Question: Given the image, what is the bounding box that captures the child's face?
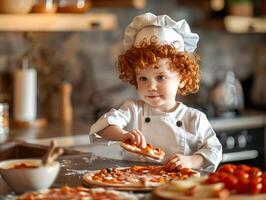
[135,58,181,112]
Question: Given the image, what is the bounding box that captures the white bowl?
[0,159,60,194]
[0,0,34,14]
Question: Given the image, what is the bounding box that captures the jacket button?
[176,120,182,127]
[145,117,151,123]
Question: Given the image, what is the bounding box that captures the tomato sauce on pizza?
[83,165,200,190]
[15,186,137,200]
[120,139,165,160]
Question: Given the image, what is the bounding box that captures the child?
[89,13,222,173]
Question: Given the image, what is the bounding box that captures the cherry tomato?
[259,173,266,193]
[235,164,251,172]
[217,164,236,174]
[250,176,262,184]
[236,178,249,194]
[205,175,221,184]
[261,179,266,193]
[222,174,238,190]
[249,167,262,177]
[234,170,249,179]
[248,181,262,194]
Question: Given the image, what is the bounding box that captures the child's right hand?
[122,129,147,149]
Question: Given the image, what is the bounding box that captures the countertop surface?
[1,110,265,148]
[0,153,150,199]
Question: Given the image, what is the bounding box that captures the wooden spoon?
[42,140,64,166]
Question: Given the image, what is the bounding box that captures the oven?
[211,115,266,170]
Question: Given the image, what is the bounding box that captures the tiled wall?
[0,0,265,122]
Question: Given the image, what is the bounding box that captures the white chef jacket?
[89,100,222,173]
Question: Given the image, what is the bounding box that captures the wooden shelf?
[91,0,147,9]
[224,16,266,33]
[0,13,117,32]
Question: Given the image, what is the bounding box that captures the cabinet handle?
[221,150,259,162]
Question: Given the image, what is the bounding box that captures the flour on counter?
[65,169,90,176]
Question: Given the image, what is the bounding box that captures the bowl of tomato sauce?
[0,159,60,194]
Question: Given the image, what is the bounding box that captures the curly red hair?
[117,38,200,95]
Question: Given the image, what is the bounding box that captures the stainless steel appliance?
[211,114,266,170]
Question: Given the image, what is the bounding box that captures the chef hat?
[123,12,199,53]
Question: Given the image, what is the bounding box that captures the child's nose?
[147,80,157,91]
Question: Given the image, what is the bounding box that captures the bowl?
[0,0,34,14]
[0,159,60,194]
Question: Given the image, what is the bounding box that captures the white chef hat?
[123,13,199,53]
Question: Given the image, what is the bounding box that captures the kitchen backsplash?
[0,0,265,122]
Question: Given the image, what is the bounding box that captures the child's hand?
[164,154,193,171]
[122,129,147,148]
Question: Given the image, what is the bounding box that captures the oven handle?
[221,150,259,163]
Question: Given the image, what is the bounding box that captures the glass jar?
[0,103,9,134]
[57,0,91,13]
[31,0,57,13]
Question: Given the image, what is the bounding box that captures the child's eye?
[157,75,167,81]
[138,76,147,81]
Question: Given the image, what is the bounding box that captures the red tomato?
[236,178,249,194]
[205,176,221,184]
[235,164,251,172]
[249,167,263,177]
[234,170,249,179]
[260,173,266,193]
[261,179,266,193]
[250,176,262,184]
[222,174,238,190]
[262,172,266,179]
[249,181,262,194]
[217,164,236,174]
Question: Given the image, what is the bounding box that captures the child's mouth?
[146,95,162,99]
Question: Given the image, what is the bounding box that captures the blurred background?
[0,0,265,174]
[0,0,265,124]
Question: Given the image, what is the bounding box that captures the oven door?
[217,127,265,170]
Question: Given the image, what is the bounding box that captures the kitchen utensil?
[211,71,244,116]
[57,0,91,13]
[13,58,37,122]
[31,0,57,13]
[42,140,64,166]
[0,0,34,14]
[0,159,60,194]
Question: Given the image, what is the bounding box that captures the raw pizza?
[15,186,137,200]
[83,165,200,190]
[153,164,266,200]
[120,139,165,160]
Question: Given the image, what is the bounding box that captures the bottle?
[0,103,9,134]
[13,57,37,121]
[59,82,73,123]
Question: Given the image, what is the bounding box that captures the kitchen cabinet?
[0,13,117,31]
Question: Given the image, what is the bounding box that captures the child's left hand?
[164,154,193,171]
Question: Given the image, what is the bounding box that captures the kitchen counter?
[2,110,265,142]
[0,152,148,199]
[0,111,266,197]
[209,110,266,132]
[0,110,264,153]
[0,110,265,161]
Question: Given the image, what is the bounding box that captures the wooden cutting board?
[152,189,266,200]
